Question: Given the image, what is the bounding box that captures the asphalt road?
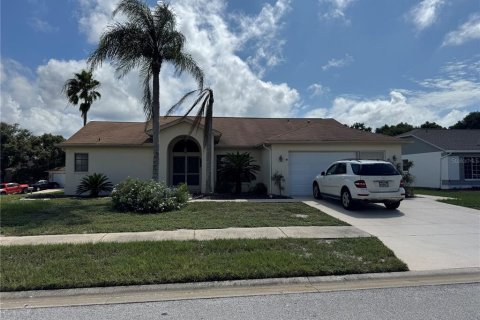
[2,283,479,320]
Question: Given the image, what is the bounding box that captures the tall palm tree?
[168,88,214,193]
[88,0,204,181]
[62,70,101,126]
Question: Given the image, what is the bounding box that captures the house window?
[75,153,88,172]
[464,157,480,180]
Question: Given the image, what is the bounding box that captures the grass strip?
[0,238,407,291]
[0,200,347,236]
[414,188,480,210]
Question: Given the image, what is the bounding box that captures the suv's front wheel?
[341,188,354,210]
[313,183,322,199]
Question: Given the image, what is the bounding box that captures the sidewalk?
[0,226,370,246]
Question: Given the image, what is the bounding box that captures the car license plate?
[379,181,389,188]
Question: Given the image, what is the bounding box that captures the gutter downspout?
[262,144,272,194]
[439,152,451,189]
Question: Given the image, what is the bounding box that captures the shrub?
[76,173,113,197]
[250,182,267,195]
[111,178,189,213]
[218,152,260,194]
[271,171,285,196]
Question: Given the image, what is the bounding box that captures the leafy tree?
[218,152,260,194]
[62,70,101,126]
[168,88,214,193]
[88,0,204,181]
[76,173,113,197]
[449,112,480,129]
[0,123,65,182]
[375,122,414,136]
[420,121,443,129]
[350,122,372,132]
[1,123,34,180]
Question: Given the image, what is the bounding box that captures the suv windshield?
[351,163,400,176]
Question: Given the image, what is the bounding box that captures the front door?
[171,138,201,191]
[172,156,200,187]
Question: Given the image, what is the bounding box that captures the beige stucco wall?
[270,143,402,196]
[64,146,152,195]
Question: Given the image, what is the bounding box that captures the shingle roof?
[398,129,480,151]
[60,117,403,147]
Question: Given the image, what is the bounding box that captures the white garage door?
[288,151,356,196]
[51,173,65,188]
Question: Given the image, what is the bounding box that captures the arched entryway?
[169,137,201,192]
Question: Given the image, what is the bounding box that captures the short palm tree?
[88,0,204,181]
[76,173,113,197]
[218,152,260,194]
[62,70,101,126]
[167,88,214,193]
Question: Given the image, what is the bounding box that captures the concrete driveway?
[301,196,480,271]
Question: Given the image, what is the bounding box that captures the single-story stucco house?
[398,129,480,189]
[59,117,405,196]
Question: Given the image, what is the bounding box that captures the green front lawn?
[414,188,480,210]
[0,238,407,291]
[0,196,347,236]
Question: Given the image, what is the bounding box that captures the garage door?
[288,151,356,196]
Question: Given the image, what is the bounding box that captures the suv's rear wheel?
[341,189,354,210]
[313,183,322,199]
[384,201,401,210]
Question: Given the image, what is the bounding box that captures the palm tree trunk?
[152,66,160,181]
[83,113,87,126]
[205,109,213,194]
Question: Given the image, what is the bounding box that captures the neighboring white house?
[59,117,404,196]
[398,129,480,189]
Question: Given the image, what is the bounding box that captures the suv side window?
[326,164,337,175]
[335,163,347,174]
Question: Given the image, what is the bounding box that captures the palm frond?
[140,62,153,122]
[165,89,198,116]
[87,22,146,73]
[113,0,155,34]
[169,52,204,90]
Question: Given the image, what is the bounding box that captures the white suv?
[312,160,405,210]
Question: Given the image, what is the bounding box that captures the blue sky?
[1,0,479,137]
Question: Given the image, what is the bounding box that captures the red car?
[0,182,30,195]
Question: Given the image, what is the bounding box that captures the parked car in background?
[0,182,30,195]
[31,180,60,191]
[312,160,406,210]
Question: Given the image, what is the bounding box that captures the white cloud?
[77,0,119,44]
[318,0,357,22]
[28,17,59,33]
[306,58,480,128]
[407,0,445,31]
[1,0,300,137]
[235,0,291,76]
[322,54,354,71]
[443,13,480,46]
[307,83,330,97]
[0,58,146,137]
